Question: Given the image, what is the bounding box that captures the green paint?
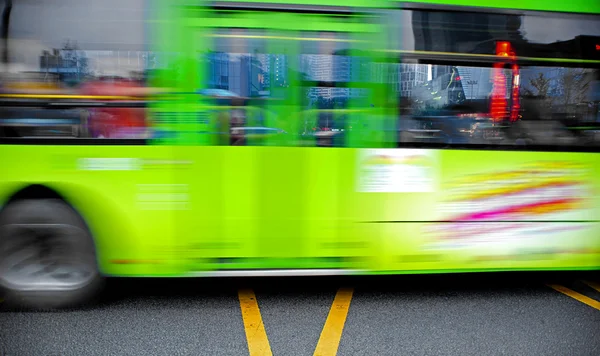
[1,0,599,278]
[2,145,599,276]
[401,0,600,14]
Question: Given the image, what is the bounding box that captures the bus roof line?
[207,1,363,12]
[393,1,600,16]
[381,50,600,65]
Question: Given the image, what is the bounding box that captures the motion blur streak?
[0,0,598,309]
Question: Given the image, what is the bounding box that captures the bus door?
[173,3,385,272]
[253,11,387,270]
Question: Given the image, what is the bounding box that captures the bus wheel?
[0,199,104,309]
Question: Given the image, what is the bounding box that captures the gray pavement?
[0,273,599,356]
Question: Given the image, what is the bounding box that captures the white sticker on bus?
[357,149,438,193]
[78,158,141,171]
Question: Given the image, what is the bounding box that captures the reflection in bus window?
[390,8,600,151]
[79,79,149,139]
[391,9,600,60]
[300,32,374,148]
[0,0,153,141]
[202,29,284,146]
[201,29,373,147]
[397,63,599,149]
[516,67,599,146]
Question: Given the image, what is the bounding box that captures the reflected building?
[231,54,263,97]
[301,48,374,104]
[432,66,452,81]
[255,53,270,91]
[206,52,230,90]
[205,52,271,97]
[411,66,497,111]
[303,54,344,101]
[39,49,155,81]
[271,54,287,88]
[399,63,428,98]
[408,10,526,111]
[455,67,495,100]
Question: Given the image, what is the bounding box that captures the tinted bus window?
[0,0,150,141]
[389,9,600,151]
[390,9,600,60]
[201,28,373,147]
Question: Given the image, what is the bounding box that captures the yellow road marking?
[238,289,273,356]
[582,280,600,293]
[548,284,600,311]
[314,288,354,356]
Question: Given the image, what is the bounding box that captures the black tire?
[0,199,104,310]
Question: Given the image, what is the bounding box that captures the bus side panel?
[354,147,600,272]
[0,145,182,277]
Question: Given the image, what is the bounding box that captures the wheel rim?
[0,224,97,291]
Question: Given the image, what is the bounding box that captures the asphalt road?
[1,272,599,356]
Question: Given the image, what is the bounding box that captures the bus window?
[515,66,599,146]
[0,0,151,141]
[396,63,599,149]
[399,64,511,146]
[390,8,600,59]
[299,32,373,148]
[202,28,288,146]
[201,28,374,147]
[389,8,600,151]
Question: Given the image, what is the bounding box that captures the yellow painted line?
[548,284,600,311]
[314,288,354,356]
[582,280,600,293]
[238,289,272,356]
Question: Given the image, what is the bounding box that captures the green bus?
[0,0,599,308]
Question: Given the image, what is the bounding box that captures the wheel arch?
[0,182,136,275]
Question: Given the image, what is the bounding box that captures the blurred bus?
[0,0,599,308]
